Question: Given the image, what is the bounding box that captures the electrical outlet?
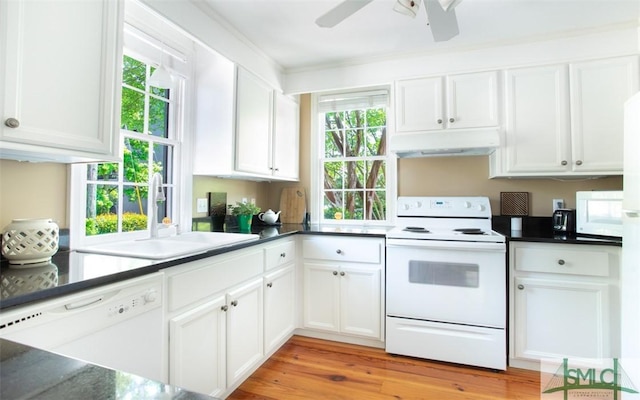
[241,197,248,204]
[196,198,208,213]
[250,198,256,204]
[553,198,564,212]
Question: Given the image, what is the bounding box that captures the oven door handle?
[386,238,506,252]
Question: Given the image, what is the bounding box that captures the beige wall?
[191,176,270,218]
[0,160,69,229]
[398,157,623,216]
[0,92,622,230]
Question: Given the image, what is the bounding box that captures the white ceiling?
[197,0,640,71]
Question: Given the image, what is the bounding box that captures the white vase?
[1,219,59,265]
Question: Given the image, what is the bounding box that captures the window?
[313,89,395,225]
[84,54,178,238]
[70,9,191,247]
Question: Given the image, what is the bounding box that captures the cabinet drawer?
[302,236,382,264]
[264,239,296,271]
[513,244,610,277]
[168,249,264,312]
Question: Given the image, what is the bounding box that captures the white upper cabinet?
[498,64,571,175]
[491,56,638,178]
[395,71,499,133]
[395,76,443,132]
[272,92,300,180]
[446,71,500,129]
[569,56,639,173]
[193,61,299,181]
[0,0,123,162]
[235,67,274,176]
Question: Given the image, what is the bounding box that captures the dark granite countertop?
[492,216,622,247]
[0,223,389,310]
[0,338,217,400]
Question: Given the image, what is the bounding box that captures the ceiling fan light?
[437,0,462,11]
[393,0,421,17]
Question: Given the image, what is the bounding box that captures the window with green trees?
[320,92,388,222]
[84,54,176,236]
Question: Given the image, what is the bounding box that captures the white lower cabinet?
[169,295,227,397]
[264,265,296,354]
[226,278,264,387]
[302,236,385,341]
[166,247,264,397]
[165,238,300,397]
[509,242,620,370]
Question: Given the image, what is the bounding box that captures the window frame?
[69,7,194,248]
[310,89,397,227]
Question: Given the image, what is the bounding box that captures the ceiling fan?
[315,0,463,42]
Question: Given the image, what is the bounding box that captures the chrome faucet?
[150,172,165,238]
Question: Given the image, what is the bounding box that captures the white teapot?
[258,209,281,224]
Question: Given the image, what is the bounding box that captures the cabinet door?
[235,68,273,175]
[303,263,340,332]
[570,56,639,173]
[272,93,300,180]
[0,0,121,162]
[226,278,264,387]
[503,65,571,173]
[264,265,296,353]
[169,295,226,397]
[395,77,444,132]
[339,265,381,339]
[446,71,499,129]
[514,277,610,361]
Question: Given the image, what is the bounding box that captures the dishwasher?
[0,273,165,382]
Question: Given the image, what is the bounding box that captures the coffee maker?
[552,209,576,234]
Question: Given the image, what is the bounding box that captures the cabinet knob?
[561,160,568,166]
[340,271,345,276]
[4,118,19,128]
[575,160,583,166]
[231,300,238,307]
[333,271,338,276]
[517,284,525,290]
[267,282,273,288]
[280,252,286,258]
[558,259,565,265]
[449,117,455,123]
[437,119,443,124]
[221,305,229,312]
[274,168,280,172]
[336,249,342,254]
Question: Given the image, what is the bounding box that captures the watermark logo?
[541,358,639,400]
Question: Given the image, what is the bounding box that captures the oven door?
[386,238,506,328]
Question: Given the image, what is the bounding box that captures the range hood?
[390,128,501,158]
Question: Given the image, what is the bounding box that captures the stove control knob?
[414,201,422,208]
[476,204,485,211]
[463,201,471,208]
[403,203,410,210]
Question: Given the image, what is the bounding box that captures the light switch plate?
[196,198,208,213]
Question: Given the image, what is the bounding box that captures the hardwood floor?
[228,335,541,399]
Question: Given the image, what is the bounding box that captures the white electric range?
[385,196,507,370]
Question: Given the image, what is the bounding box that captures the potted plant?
[228,201,261,232]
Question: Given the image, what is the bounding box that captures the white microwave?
[576,191,623,237]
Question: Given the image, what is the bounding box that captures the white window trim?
[69,2,195,249]
[309,89,397,227]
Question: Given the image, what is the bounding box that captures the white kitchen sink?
[77,232,259,260]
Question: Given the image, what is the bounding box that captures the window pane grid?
[321,105,387,222]
[85,52,177,236]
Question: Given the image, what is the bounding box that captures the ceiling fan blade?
[425,0,459,42]
[315,0,374,28]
